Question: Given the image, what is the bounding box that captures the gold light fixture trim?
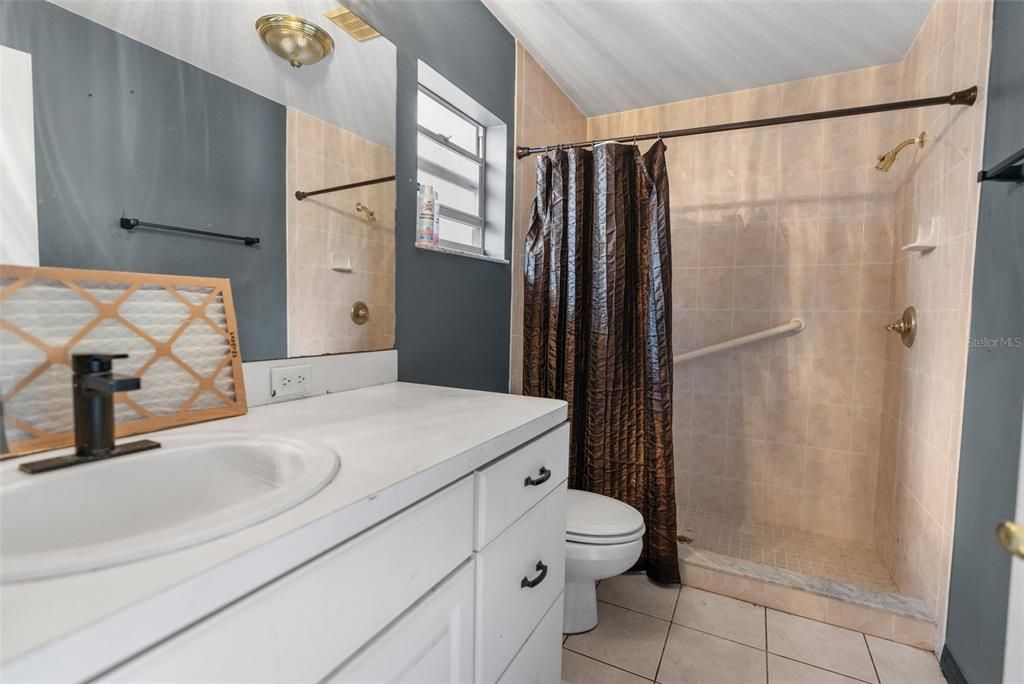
[256,14,334,68]
[875,131,926,172]
[325,6,381,41]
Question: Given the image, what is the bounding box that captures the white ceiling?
[483,0,934,116]
[49,0,396,149]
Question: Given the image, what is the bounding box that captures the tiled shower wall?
[509,44,588,394]
[875,0,992,644]
[574,68,908,542]
[286,109,396,356]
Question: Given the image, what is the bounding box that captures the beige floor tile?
[562,650,653,684]
[865,636,945,684]
[657,624,767,684]
[767,609,878,682]
[768,654,867,683]
[598,574,681,620]
[673,586,767,649]
[564,602,670,679]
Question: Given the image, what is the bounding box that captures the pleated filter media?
[0,265,247,457]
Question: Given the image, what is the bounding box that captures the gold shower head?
[875,131,926,172]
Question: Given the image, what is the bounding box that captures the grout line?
[595,598,673,624]
[561,646,655,682]
[764,604,770,684]
[672,623,765,654]
[653,585,682,683]
[771,653,877,684]
[864,632,883,684]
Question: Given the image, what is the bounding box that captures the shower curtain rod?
[515,86,978,159]
[295,175,395,201]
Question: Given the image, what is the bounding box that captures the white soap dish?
[902,216,941,253]
[330,254,353,272]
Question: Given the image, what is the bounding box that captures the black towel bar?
[120,218,260,246]
[978,144,1024,183]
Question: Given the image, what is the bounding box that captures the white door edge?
[1003,403,1024,684]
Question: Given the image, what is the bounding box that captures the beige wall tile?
[816,265,861,311]
[807,403,853,451]
[763,584,829,621]
[824,599,895,639]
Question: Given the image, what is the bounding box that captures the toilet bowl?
[563,489,645,634]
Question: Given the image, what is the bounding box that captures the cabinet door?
[497,593,563,684]
[327,560,475,684]
[102,478,474,683]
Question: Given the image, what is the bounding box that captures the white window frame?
[417,84,487,255]
[417,59,508,263]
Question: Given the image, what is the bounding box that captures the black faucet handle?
[81,372,141,394]
[72,353,129,374]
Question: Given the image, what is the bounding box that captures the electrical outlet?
[270,364,312,399]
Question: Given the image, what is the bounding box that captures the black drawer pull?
[523,466,551,487]
[521,561,548,589]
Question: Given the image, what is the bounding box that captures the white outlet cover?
[270,364,312,399]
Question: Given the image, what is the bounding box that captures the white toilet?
[563,489,646,634]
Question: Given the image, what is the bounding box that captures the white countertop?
[0,382,567,681]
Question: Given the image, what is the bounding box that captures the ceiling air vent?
[324,6,381,41]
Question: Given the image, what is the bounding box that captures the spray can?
[416,184,436,246]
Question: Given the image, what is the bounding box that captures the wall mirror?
[0,0,397,362]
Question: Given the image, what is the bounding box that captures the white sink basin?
[0,433,340,583]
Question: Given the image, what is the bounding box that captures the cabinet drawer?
[475,423,569,549]
[104,477,474,683]
[476,485,566,684]
[497,593,564,684]
[327,559,476,683]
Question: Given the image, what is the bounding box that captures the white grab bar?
[673,318,806,364]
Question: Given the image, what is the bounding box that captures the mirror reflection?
[0,0,397,361]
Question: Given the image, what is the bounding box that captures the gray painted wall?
[0,1,287,361]
[945,1,1024,681]
[346,0,515,393]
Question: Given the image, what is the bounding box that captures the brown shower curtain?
[523,140,679,583]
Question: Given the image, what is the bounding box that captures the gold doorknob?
[996,521,1024,559]
[886,306,917,348]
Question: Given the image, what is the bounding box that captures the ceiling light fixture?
[255,14,334,68]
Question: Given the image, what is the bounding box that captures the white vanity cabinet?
[99,423,570,684]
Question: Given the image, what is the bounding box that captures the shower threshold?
[677,508,934,631]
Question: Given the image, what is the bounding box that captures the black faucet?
[19,353,161,474]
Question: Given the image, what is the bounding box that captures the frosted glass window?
[417,89,479,155]
[417,85,485,251]
[417,133,479,216]
[438,216,479,248]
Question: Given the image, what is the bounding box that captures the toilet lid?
[566,489,645,544]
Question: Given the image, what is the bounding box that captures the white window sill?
[414,242,509,265]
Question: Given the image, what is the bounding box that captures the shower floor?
[678,507,897,593]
